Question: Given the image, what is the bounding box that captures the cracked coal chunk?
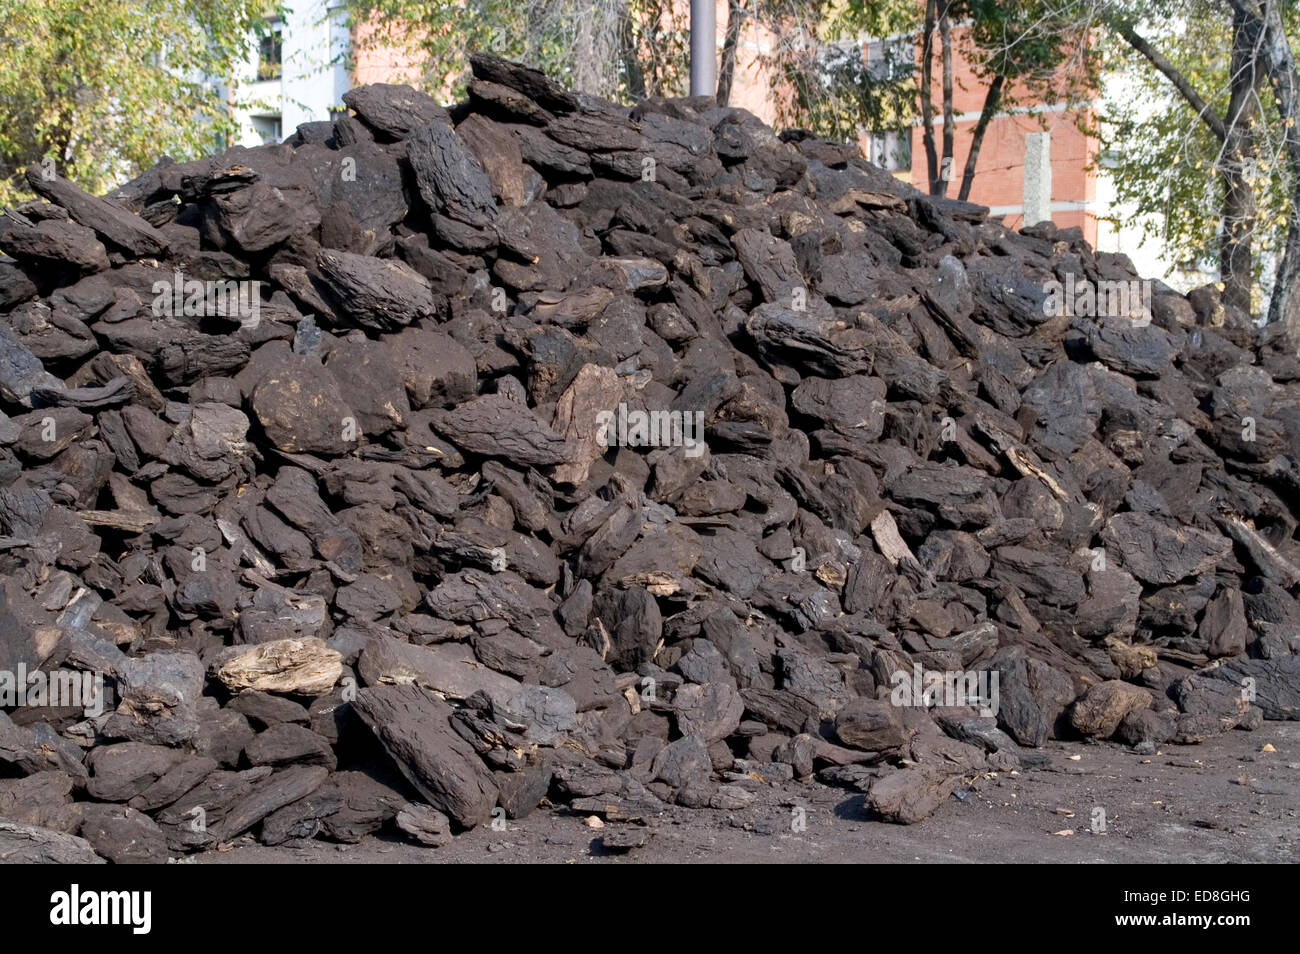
[351,684,498,828]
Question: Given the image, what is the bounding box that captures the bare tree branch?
[1116,21,1227,142]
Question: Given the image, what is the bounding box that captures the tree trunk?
[717,0,743,106]
[1219,8,1260,314]
[572,13,597,94]
[920,0,939,194]
[1252,0,1300,331]
[1223,0,1300,331]
[1117,20,1264,314]
[958,72,1004,201]
[620,3,646,100]
[1275,218,1300,337]
[937,1,955,196]
[642,19,663,97]
[1220,170,1258,314]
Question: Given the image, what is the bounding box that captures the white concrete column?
[1023,131,1052,226]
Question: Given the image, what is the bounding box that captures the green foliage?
[1094,0,1297,288]
[0,0,274,205]
[962,0,1096,105]
[759,0,918,143]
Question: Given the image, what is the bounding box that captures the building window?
[864,129,911,171]
[257,26,282,82]
[864,38,912,83]
[251,115,282,143]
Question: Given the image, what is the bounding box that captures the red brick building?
[907,27,1101,246]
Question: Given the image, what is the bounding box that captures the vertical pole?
[690,0,716,97]
[1023,131,1052,227]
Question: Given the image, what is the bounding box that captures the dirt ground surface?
[190,721,1300,864]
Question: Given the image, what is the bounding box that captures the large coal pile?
[2,55,1299,862]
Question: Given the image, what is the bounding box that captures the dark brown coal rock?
[26,169,170,258]
[406,121,499,228]
[351,684,498,828]
[0,820,104,863]
[77,803,169,864]
[342,84,451,139]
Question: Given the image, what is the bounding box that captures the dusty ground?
[192,721,1300,864]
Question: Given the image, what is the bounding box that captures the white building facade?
[231,1,351,146]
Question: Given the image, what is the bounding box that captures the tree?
[717,0,746,106]
[920,0,1096,199]
[0,0,274,205]
[1104,0,1266,312]
[918,0,950,194]
[753,0,918,145]
[1223,0,1300,330]
[1089,0,1297,322]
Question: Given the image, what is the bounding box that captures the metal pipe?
[690,0,716,98]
